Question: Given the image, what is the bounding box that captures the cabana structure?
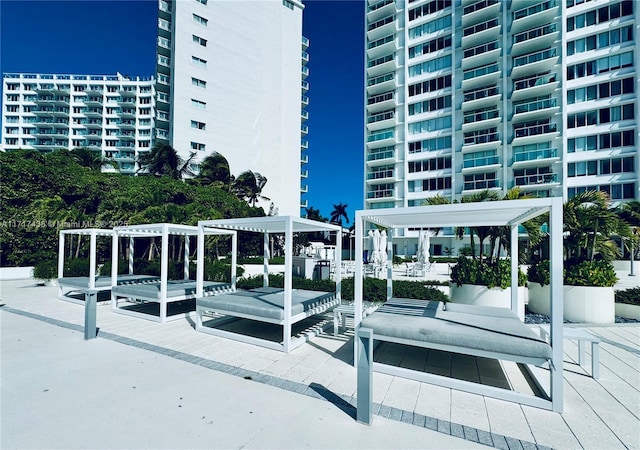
[354,198,564,424]
[195,216,342,352]
[110,223,236,323]
[57,228,159,304]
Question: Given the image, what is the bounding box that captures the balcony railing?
[513,23,557,44]
[368,15,393,32]
[368,0,394,12]
[367,110,394,124]
[514,122,556,138]
[463,108,499,124]
[368,53,394,68]
[463,0,498,15]
[463,63,499,80]
[367,189,394,199]
[367,147,395,161]
[462,18,498,37]
[513,97,557,114]
[513,147,558,162]
[463,40,499,59]
[367,72,394,87]
[515,173,557,185]
[367,169,394,180]
[367,129,395,142]
[513,72,557,91]
[464,86,499,102]
[463,155,499,168]
[464,179,499,190]
[513,48,557,68]
[513,0,556,20]
[368,34,394,50]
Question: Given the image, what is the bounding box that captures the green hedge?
[450,257,526,289]
[615,287,640,306]
[237,274,449,303]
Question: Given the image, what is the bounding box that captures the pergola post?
[111,229,120,309]
[386,230,393,301]
[549,197,564,413]
[196,225,205,297]
[89,230,97,290]
[160,224,169,322]
[335,227,342,301]
[354,212,364,364]
[231,231,237,290]
[263,232,270,288]
[128,236,134,275]
[184,234,190,280]
[283,217,293,352]
[510,224,520,319]
[58,231,65,281]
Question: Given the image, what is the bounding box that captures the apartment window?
[514,167,554,186]
[463,18,498,37]
[569,156,634,177]
[408,15,452,39]
[191,99,206,109]
[138,140,150,148]
[409,136,452,154]
[408,55,452,77]
[567,1,633,31]
[568,103,634,128]
[463,85,499,102]
[408,95,452,115]
[408,0,452,21]
[408,35,452,59]
[139,108,151,115]
[158,55,170,66]
[408,115,452,135]
[6,83,19,91]
[408,156,451,173]
[463,150,499,168]
[6,105,18,112]
[568,77,634,103]
[191,120,206,130]
[5,138,18,145]
[568,26,633,55]
[140,97,151,104]
[191,77,206,88]
[6,94,19,102]
[140,118,151,126]
[464,172,497,190]
[192,13,208,26]
[5,116,19,123]
[192,35,207,46]
[408,75,451,97]
[367,165,394,180]
[464,127,499,145]
[191,141,206,151]
[409,177,452,192]
[158,92,169,102]
[192,56,207,68]
[158,74,170,85]
[158,18,171,31]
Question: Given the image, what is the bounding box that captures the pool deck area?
[1,279,639,449]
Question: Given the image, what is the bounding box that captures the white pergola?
[354,197,564,411]
[58,228,114,288]
[197,216,343,352]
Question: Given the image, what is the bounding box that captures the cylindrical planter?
[615,303,640,320]
[450,284,525,319]
[527,283,615,324]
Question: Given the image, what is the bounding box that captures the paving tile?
[450,390,489,431]
[476,429,493,447]
[504,436,523,450]
[491,433,509,450]
[437,419,450,434]
[382,375,420,411]
[484,397,534,443]
[450,422,464,439]
[424,416,438,431]
[414,382,451,421]
[412,413,426,428]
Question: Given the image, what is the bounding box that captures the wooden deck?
[2,279,638,449]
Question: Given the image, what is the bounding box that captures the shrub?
[450,257,526,289]
[64,258,91,277]
[527,260,550,286]
[33,259,57,280]
[564,259,618,287]
[615,287,640,305]
[236,275,449,303]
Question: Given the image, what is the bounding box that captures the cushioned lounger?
[197,289,335,322]
[112,280,228,300]
[360,298,551,361]
[58,275,159,289]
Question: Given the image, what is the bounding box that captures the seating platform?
[539,324,600,379]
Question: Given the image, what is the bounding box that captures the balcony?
[301,124,308,135]
[119,87,137,97]
[512,97,559,122]
[301,170,308,178]
[301,66,309,79]
[300,154,308,164]
[367,167,394,182]
[300,199,308,209]
[367,91,396,113]
[463,178,500,192]
[512,72,559,101]
[367,146,395,165]
[514,172,558,187]
[367,15,397,41]
[367,0,396,22]
[512,121,558,145]
[511,0,558,35]
[462,107,501,132]
[511,48,558,79]
[300,185,308,194]
[301,80,309,92]
[85,120,103,129]
[120,109,136,118]
[462,129,500,151]
[84,97,103,107]
[366,109,396,131]
[84,108,102,118]
[366,72,396,95]
[461,154,500,172]
[461,86,500,112]
[513,147,559,167]
[157,37,171,56]
[366,188,394,200]
[301,110,309,121]
[301,95,309,106]
[367,34,397,59]
[302,36,309,50]
[511,23,559,58]
[301,139,308,149]
[118,120,136,130]
[461,40,501,70]
[462,63,500,91]
[461,0,500,28]
[461,18,500,49]
[367,53,397,77]
[367,128,396,148]
[301,51,309,63]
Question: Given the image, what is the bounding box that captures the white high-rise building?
[364,0,640,255]
[156,0,309,216]
[2,73,155,174]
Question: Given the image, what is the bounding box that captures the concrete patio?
[1,279,638,449]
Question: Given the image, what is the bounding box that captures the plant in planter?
[33,259,58,285]
[527,191,632,323]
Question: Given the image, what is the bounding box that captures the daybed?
[353,198,565,424]
[195,216,343,352]
[57,228,159,304]
[110,223,236,323]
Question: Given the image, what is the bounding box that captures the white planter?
[615,302,640,320]
[450,284,525,319]
[0,266,34,280]
[527,283,615,324]
[35,278,58,287]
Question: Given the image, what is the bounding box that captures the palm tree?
[136,143,196,179]
[197,152,233,190]
[70,147,116,171]
[304,206,324,222]
[329,203,349,227]
[231,170,269,206]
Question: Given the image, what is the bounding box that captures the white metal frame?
[110,223,235,323]
[195,216,343,352]
[354,197,564,418]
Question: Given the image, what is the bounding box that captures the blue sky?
[0,0,365,223]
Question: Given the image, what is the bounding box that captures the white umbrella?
[379,230,388,264]
[371,229,381,264]
[366,230,374,263]
[417,230,431,265]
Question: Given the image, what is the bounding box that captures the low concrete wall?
[0,267,34,280]
[613,260,640,272]
[615,303,640,320]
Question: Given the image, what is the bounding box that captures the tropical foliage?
[0,149,262,268]
[137,143,196,179]
[329,203,349,227]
